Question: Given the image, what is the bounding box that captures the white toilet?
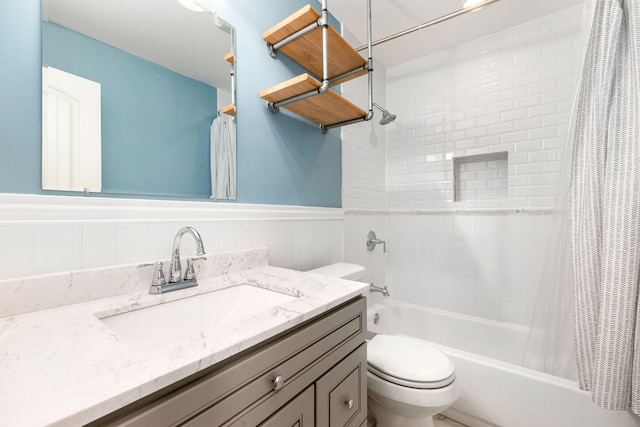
[307,263,460,427]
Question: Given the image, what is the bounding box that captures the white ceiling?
[329,0,585,68]
[42,0,584,88]
[42,0,232,90]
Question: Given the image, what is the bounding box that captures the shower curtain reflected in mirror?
[210,90,236,200]
[210,112,236,200]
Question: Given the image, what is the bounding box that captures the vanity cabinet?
[91,296,367,427]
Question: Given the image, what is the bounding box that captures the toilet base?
[368,393,435,427]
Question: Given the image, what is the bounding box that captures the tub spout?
[370,283,390,297]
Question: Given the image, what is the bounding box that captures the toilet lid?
[367,334,455,389]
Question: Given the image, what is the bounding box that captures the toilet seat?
[367,334,455,389]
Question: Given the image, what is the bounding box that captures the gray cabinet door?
[316,343,367,427]
[259,386,315,427]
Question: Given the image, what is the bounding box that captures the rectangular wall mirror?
[41,0,237,199]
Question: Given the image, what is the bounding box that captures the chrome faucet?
[169,226,206,283]
[139,226,207,295]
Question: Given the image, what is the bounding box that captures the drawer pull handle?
[345,398,354,410]
[272,375,285,391]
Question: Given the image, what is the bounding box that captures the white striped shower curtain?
[569,0,640,414]
[210,113,236,200]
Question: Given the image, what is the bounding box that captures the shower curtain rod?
[355,0,501,52]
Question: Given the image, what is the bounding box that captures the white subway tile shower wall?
[386,212,552,325]
[358,7,582,324]
[341,26,387,211]
[385,6,584,210]
[0,195,343,281]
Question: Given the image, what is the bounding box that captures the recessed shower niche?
[453,151,508,202]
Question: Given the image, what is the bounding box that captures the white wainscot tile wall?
[0,195,343,281]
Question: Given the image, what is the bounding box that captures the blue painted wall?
[43,22,217,198]
[0,1,41,195]
[209,0,342,206]
[0,0,342,207]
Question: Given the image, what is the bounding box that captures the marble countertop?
[0,263,367,426]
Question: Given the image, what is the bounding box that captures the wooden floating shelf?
[260,74,367,127]
[263,5,367,86]
[219,104,236,116]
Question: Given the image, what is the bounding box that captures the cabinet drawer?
[316,343,367,427]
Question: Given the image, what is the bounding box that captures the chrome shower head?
[373,103,397,125]
[380,111,397,125]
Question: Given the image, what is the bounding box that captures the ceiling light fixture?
[463,0,486,10]
[177,0,205,12]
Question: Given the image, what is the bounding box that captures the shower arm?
[373,103,390,115]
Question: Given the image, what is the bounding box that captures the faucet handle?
[366,231,386,253]
[376,239,387,253]
[184,256,207,281]
[138,262,166,288]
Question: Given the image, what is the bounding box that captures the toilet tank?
[306,263,366,281]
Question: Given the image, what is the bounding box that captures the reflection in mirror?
[41,0,237,199]
[42,66,102,193]
[210,12,237,200]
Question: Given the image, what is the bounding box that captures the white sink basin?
[100,284,296,352]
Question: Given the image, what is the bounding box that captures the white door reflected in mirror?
[42,66,102,193]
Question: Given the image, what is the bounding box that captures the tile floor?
[368,414,467,427]
[434,414,468,427]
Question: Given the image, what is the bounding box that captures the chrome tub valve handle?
[366,230,386,253]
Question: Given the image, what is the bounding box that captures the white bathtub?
[367,299,640,427]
